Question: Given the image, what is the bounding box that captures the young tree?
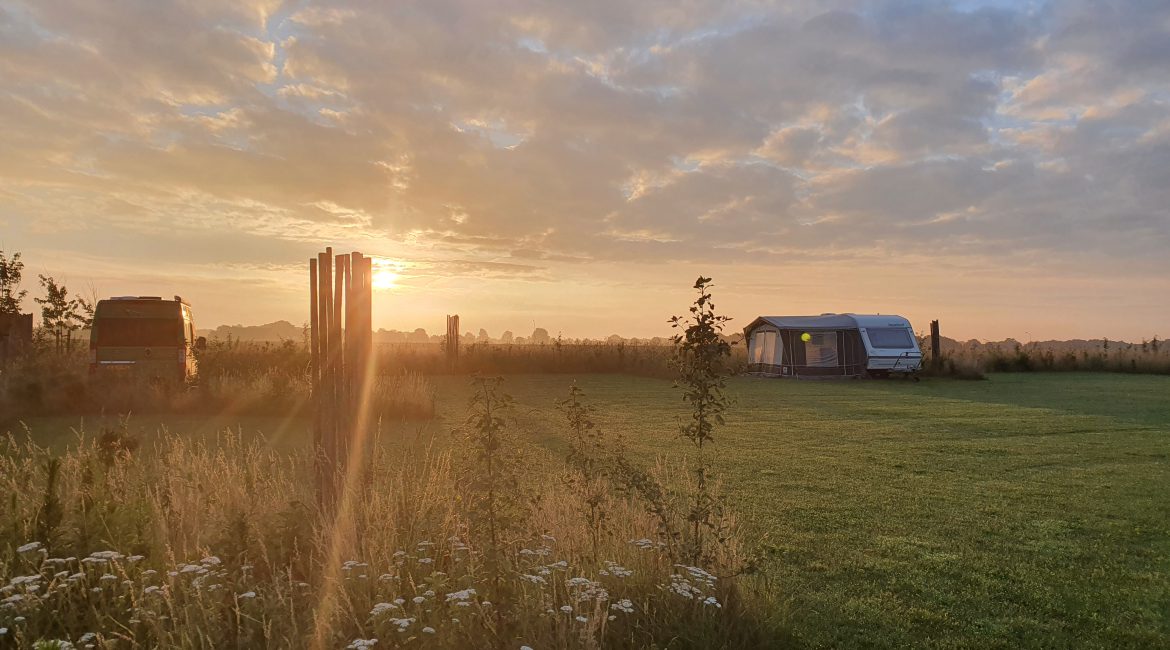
[0,250,27,315]
[34,275,89,351]
[669,276,734,564]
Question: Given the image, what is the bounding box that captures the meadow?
[4,369,1168,648]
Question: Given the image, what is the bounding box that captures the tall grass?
[923,339,1170,376]
[0,341,435,422]
[0,395,788,648]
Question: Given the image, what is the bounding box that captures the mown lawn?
[430,373,1170,649]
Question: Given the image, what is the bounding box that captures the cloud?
[0,0,1167,338]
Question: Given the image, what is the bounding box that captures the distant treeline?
[926,336,1169,375]
[199,320,681,347]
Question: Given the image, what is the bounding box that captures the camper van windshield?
[95,318,182,347]
[867,327,915,349]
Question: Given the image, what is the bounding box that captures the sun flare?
[371,259,401,290]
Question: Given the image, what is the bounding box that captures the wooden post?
[310,248,376,509]
[310,258,320,468]
[930,319,941,369]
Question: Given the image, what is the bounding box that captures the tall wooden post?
[930,319,941,369]
[309,248,375,509]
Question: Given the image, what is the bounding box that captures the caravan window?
[866,328,915,349]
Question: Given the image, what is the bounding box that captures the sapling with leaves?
[558,384,618,560]
[459,375,533,642]
[669,276,735,566]
[0,250,28,315]
[34,275,91,351]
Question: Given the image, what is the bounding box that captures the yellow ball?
[801,332,812,342]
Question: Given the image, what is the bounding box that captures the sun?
[371,259,401,290]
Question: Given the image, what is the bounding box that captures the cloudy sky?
[2,0,1168,341]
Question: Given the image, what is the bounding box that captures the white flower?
[702,595,721,608]
[445,588,476,603]
[602,561,633,578]
[412,596,425,604]
[87,550,124,562]
[520,646,533,650]
[200,556,221,566]
[9,575,40,587]
[238,591,256,599]
[521,574,546,585]
[346,639,378,649]
[421,627,435,634]
[610,599,634,614]
[370,602,399,617]
[575,615,588,623]
[559,605,573,614]
[99,574,117,582]
[78,633,97,643]
[416,557,433,565]
[16,542,41,554]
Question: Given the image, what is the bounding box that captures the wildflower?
[393,598,406,606]
[482,601,492,608]
[346,640,378,649]
[575,615,588,623]
[371,602,398,617]
[412,596,426,604]
[378,574,395,582]
[611,599,634,614]
[541,534,556,543]
[201,556,221,566]
[238,591,257,599]
[127,555,145,563]
[560,605,573,614]
[78,633,97,644]
[9,575,40,587]
[2,595,23,604]
[602,561,633,578]
[521,574,546,585]
[424,589,435,597]
[16,542,41,554]
[145,586,162,595]
[417,557,434,565]
[445,588,476,603]
[13,616,25,623]
[87,550,124,562]
[421,627,436,634]
[521,646,534,650]
[100,574,117,582]
[702,596,722,608]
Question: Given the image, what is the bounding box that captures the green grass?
[8,373,1169,648]
[429,373,1170,649]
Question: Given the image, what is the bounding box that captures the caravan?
[743,313,922,378]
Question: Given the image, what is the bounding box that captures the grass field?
[9,372,1169,648]
[424,373,1170,648]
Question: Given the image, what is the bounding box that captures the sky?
[1,0,1168,342]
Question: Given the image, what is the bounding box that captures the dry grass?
[0,414,788,649]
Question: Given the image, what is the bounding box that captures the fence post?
[930,320,941,369]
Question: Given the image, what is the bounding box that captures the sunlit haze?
[2,1,1168,341]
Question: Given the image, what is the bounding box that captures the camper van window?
[95,318,183,347]
[866,327,915,348]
